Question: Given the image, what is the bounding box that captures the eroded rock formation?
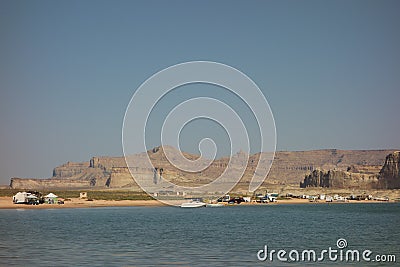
[9,147,395,190]
[300,151,400,189]
[300,169,378,189]
[378,151,400,189]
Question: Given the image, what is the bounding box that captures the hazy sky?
[0,0,399,183]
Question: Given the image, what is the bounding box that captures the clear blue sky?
[0,0,399,183]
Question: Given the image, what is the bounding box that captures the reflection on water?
[0,204,399,266]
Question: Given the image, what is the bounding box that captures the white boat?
[206,203,224,207]
[180,200,206,208]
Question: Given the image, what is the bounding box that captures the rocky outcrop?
[10,178,91,189]
[9,147,396,190]
[52,162,90,178]
[300,169,378,189]
[267,149,391,184]
[300,151,400,189]
[108,167,137,188]
[378,151,400,189]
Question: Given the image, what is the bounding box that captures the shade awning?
[45,193,58,198]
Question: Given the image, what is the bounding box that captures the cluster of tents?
[13,192,63,205]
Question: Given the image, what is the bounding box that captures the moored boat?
[180,200,206,208]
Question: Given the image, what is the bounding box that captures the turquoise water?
[0,203,399,266]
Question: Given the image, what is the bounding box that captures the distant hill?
[9,147,396,192]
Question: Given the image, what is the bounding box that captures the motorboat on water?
[180,200,206,208]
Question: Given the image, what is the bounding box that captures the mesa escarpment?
[300,169,379,189]
[378,151,400,189]
[9,147,396,190]
[10,178,91,189]
[300,151,400,189]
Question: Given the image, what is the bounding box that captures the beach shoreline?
[0,196,395,209]
[0,197,166,209]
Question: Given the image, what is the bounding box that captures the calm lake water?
[0,203,399,266]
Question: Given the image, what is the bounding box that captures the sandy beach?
[0,196,395,209]
[0,197,166,209]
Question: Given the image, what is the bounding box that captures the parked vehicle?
[27,198,39,205]
[228,197,245,204]
[256,197,269,203]
[217,195,231,202]
[13,192,36,204]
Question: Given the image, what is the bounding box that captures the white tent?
[44,193,58,204]
[45,193,58,198]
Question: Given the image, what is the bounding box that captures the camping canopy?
[45,193,58,198]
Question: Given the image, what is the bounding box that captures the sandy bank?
[0,197,166,209]
[0,197,396,209]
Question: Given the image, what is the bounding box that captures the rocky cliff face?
[378,151,400,189]
[300,151,400,189]
[9,147,395,190]
[52,162,90,178]
[300,169,378,189]
[10,177,91,189]
[108,167,138,188]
